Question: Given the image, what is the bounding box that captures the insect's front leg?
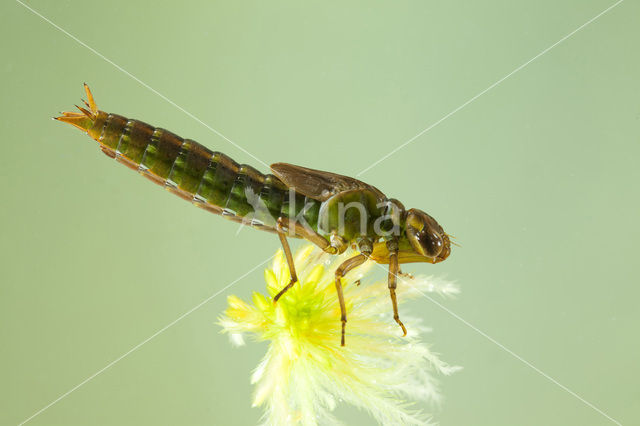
[387,239,408,336]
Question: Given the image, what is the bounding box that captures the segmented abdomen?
[93,113,316,233]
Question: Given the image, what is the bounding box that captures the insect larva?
[57,84,452,346]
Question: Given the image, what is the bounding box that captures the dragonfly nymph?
[56,84,452,346]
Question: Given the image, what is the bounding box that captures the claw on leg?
[273,279,296,303]
[390,288,408,336]
[397,320,408,336]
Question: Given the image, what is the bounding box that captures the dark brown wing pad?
[270,162,386,202]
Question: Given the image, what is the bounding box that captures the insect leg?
[273,218,299,303]
[387,239,407,336]
[276,217,337,253]
[334,239,372,346]
[335,254,367,346]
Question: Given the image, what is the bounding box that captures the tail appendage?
[54,83,99,133]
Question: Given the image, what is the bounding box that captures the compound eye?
[420,231,443,257]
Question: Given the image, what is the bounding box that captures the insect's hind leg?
[387,239,407,336]
[272,216,334,303]
[273,219,299,303]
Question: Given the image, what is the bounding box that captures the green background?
[1,1,638,425]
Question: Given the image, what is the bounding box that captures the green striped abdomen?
[88,111,321,233]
